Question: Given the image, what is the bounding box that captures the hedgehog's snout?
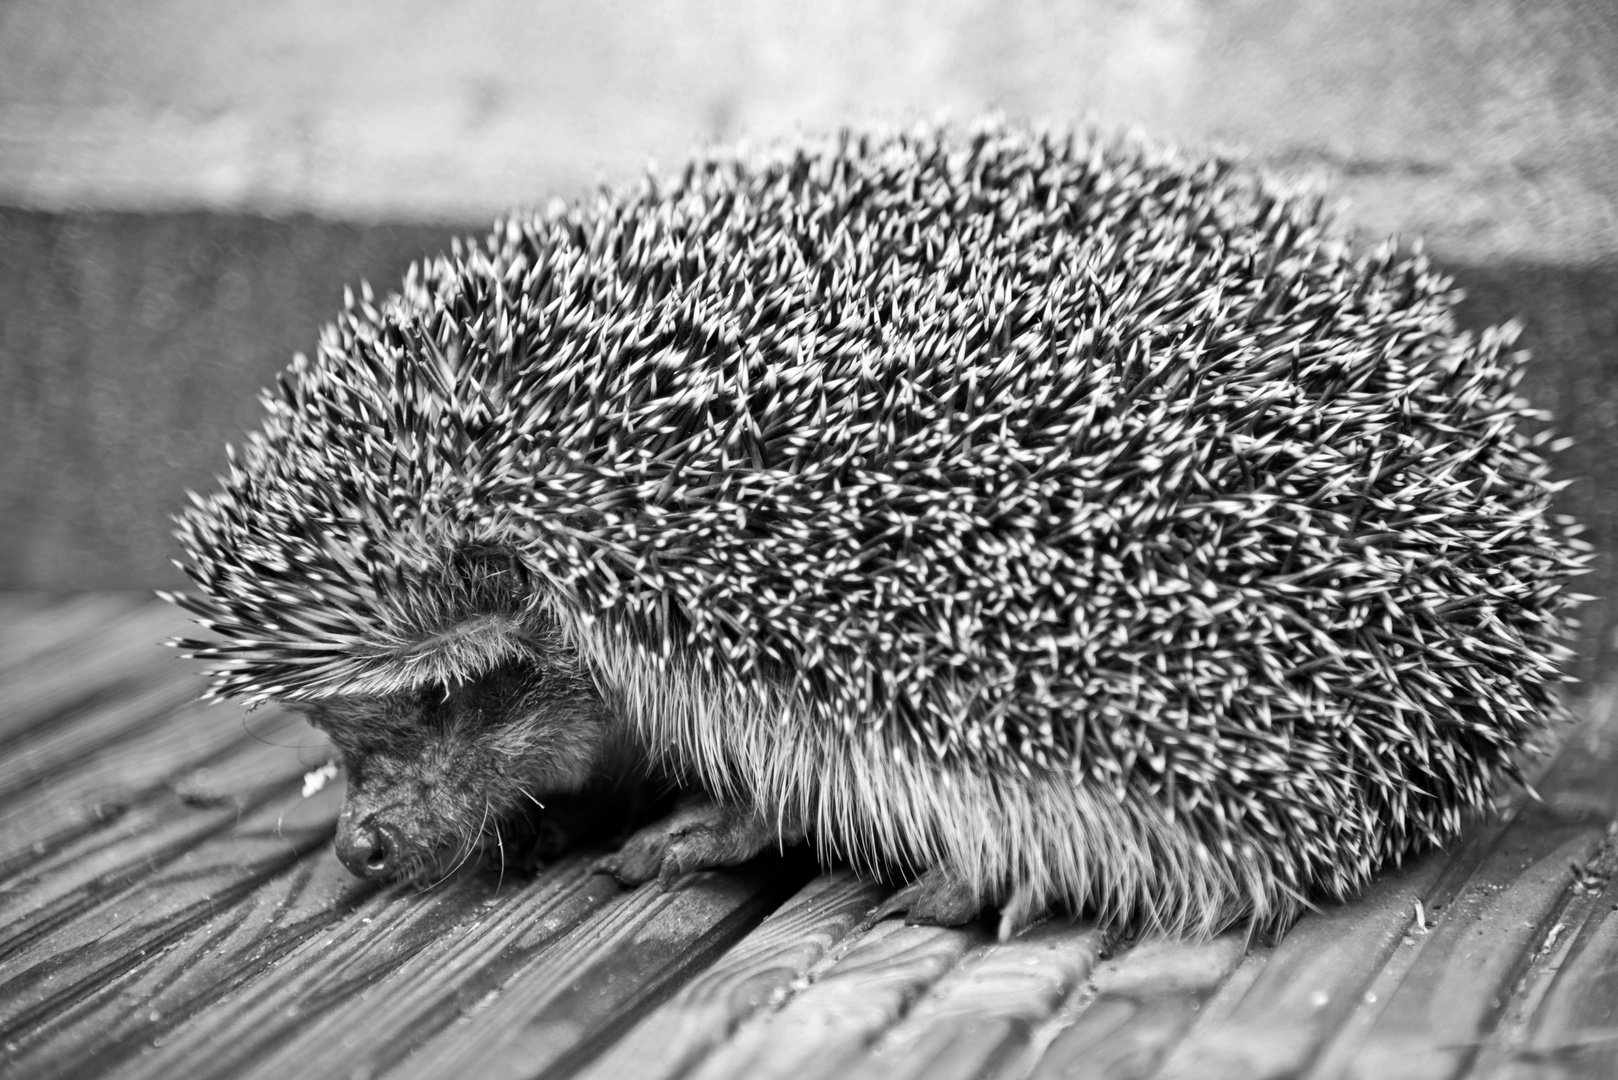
[335,816,403,878]
[333,785,468,883]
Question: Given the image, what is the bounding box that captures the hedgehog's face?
[299,658,618,884]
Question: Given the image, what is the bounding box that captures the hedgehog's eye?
[416,680,471,730]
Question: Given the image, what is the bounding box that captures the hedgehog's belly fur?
[710,717,1289,937]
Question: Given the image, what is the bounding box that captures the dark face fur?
[301,655,626,884]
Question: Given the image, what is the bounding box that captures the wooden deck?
[3,595,1618,1080]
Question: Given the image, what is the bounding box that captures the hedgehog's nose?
[336,820,401,879]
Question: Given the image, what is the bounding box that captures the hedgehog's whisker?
[428,800,490,893]
[493,814,507,896]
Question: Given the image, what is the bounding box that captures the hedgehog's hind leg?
[593,791,804,885]
[872,866,983,927]
[872,868,1046,940]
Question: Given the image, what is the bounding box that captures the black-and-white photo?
[3,3,1616,1077]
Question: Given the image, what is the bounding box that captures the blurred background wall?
[2,0,1616,674]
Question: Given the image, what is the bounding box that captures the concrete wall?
[3,0,1617,672]
[5,0,1614,259]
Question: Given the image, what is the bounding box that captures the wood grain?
[1473,703,1618,1080]
[2,852,380,1080]
[0,777,346,1048]
[0,601,191,746]
[576,870,889,1080]
[0,592,54,628]
[0,719,333,962]
[0,593,145,671]
[0,701,309,877]
[1029,933,1249,1080]
[0,683,223,804]
[1491,867,1618,1080]
[688,919,988,1080]
[386,855,814,1080]
[103,860,614,1080]
[839,919,1109,1080]
[1147,855,1451,1080]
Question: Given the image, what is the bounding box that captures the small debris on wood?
[302,761,339,798]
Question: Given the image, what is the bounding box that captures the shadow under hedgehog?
[168,120,1589,941]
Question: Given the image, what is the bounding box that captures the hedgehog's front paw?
[873,866,984,927]
[592,794,796,886]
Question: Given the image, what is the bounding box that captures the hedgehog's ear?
[391,540,541,660]
[395,611,538,674]
[339,540,548,693]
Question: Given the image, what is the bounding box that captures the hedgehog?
[167,120,1589,940]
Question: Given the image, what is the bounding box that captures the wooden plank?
[0,601,192,746]
[0,593,145,671]
[1466,854,1618,1080]
[837,920,1109,1080]
[95,861,612,1080]
[0,591,54,627]
[385,856,814,1080]
[1323,818,1603,1080]
[1027,933,1250,1080]
[0,849,380,1080]
[687,919,989,1080]
[1477,782,1618,1078]
[0,700,307,875]
[0,720,332,961]
[0,595,178,675]
[0,774,346,1043]
[102,858,798,1080]
[1307,691,1618,1080]
[1139,853,1450,1080]
[1500,887,1618,1080]
[0,676,223,805]
[576,871,889,1080]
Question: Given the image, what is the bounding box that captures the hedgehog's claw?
[592,794,794,887]
[873,866,984,927]
[995,881,1046,941]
